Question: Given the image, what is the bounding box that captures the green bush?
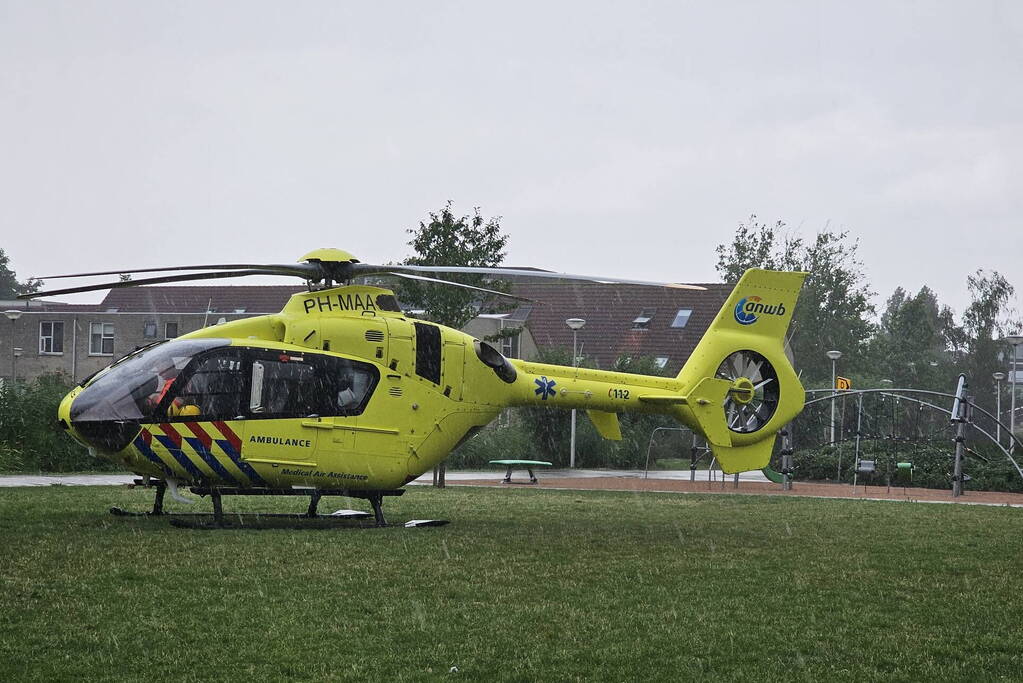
[0,373,112,473]
[785,439,1023,493]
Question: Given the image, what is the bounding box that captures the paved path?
[0,468,767,487]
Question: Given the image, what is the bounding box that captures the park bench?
[489,459,553,485]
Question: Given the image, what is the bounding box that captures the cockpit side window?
[163,350,246,421]
[246,351,379,419]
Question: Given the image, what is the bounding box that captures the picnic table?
[488,459,553,485]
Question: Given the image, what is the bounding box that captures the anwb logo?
[734,296,787,326]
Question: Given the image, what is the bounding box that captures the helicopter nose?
[58,387,140,453]
[70,420,141,454]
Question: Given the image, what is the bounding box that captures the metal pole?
[570,328,578,469]
[780,428,793,491]
[1012,349,1018,455]
[71,316,78,381]
[995,377,1002,444]
[830,358,837,444]
[8,318,14,381]
[952,374,967,497]
[854,392,863,465]
[690,433,698,482]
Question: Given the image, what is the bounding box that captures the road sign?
[836,376,852,390]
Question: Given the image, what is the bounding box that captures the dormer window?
[632,310,655,330]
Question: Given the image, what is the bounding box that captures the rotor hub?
[731,377,756,404]
[299,248,359,264]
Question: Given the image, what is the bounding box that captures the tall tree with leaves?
[868,286,961,390]
[0,248,40,299]
[961,270,1019,405]
[715,216,875,386]
[399,202,510,329]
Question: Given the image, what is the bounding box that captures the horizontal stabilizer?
[587,410,622,440]
[711,436,777,474]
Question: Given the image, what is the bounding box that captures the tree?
[399,202,510,329]
[715,217,875,386]
[400,202,509,485]
[868,286,960,390]
[0,248,40,299]
[961,270,1019,404]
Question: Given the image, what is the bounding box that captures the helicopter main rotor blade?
[33,263,319,280]
[18,269,300,299]
[356,264,706,290]
[383,272,536,302]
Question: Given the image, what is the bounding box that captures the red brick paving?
[451,476,1023,506]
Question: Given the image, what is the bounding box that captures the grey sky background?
[1,1,1020,316]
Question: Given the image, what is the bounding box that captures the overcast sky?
[1,1,1020,315]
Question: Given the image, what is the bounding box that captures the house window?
[39,321,64,354]
[501,332,520,359]
[143,320,158,338]
[165,322,179,339]
[670,309,692,329]
[89,323,114,355]
[632,310,654,330]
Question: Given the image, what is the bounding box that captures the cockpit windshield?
[70,339,230,422]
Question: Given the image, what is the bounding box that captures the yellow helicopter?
[23,249,807,527]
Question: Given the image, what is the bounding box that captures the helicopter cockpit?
[67,338,380,453]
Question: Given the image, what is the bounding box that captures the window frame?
[39,320,65,355]
[89,322,115,356]
[670,309,693,329]
[631,310,654,331]
[157,347,248,422]
[500,332,520,359]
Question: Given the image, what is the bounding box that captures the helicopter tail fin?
[674,269,807,473]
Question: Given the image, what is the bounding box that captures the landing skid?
[114,479,448,529]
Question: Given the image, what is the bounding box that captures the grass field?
[1,485,1021,681]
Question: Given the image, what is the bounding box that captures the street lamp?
[826,350,842,444]
[1004,336,1023,451]
[11,348,21,383]
[994,371,1006,443]
[4,310,23,383]
[566,318,586,468]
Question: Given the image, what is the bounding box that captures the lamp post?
[566,318,586,468]
[1005,336,1023,452]
[994,371,1006,444]
[4,310,23,383]
[826,350,842,444]
[11,348,21,383]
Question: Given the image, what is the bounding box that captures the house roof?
[0,298,103,313]
[96,285,305,313]
[508,281,732,374]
